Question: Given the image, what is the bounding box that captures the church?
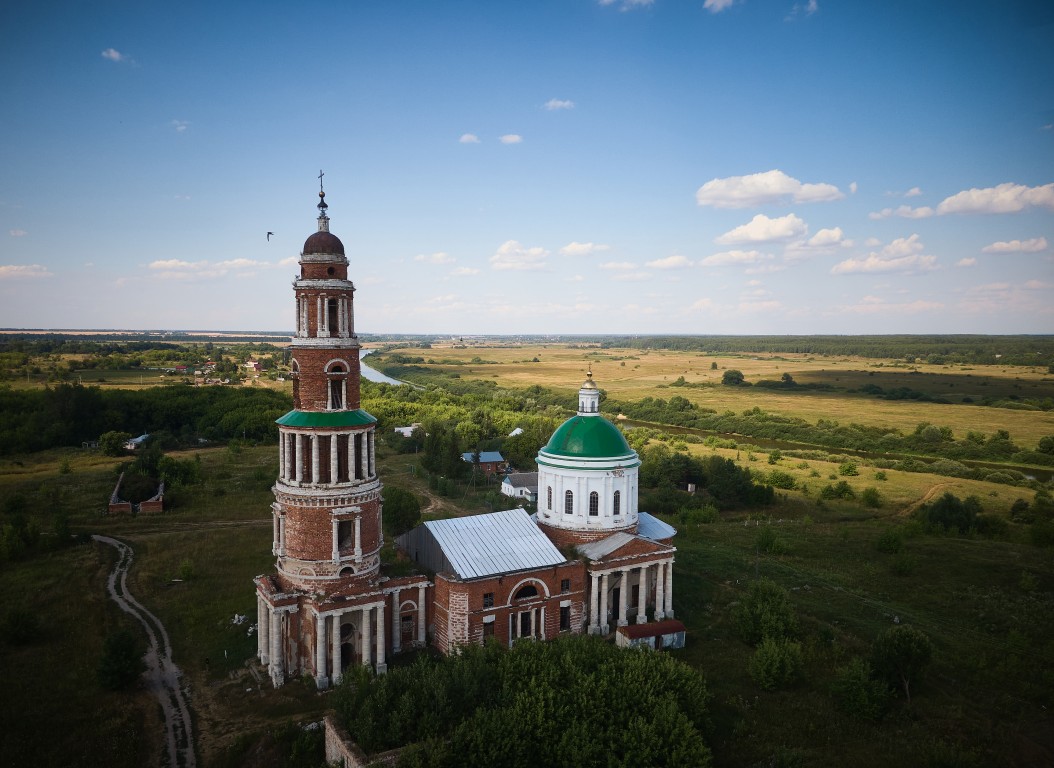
[254,184,683,688]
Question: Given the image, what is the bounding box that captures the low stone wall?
[323,714,401,767]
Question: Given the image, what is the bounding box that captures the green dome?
[541,415,633,459]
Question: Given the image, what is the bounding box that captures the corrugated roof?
[276,409,377,428]
[576,531,636,561]
[637,512,677,541]
[502,472,538,488]
[423,509,565,579]
[461,451,505,464]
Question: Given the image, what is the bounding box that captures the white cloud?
[689,297,716,311]
[864,237,882,247]
[936,183,1054,215]
[459,133,480,144]
[172,120,189,133]
[559,241,610,257]
[8,229,27,237]
[831,234,938,275]
[981,237,1048,253]
[836,296,944,315]
[489,240,548,270]
[415,252,455,264]
[956,258,977,267]
[703,0,738,12]
[147,258,270,280]
[544,99,574,110]
[786,0,819,20]
[599,0,655,9]
[696,169,842,208]
[600,261,636,271]
[566,275,584,282]
[904,186,923,198]
[715,213,807,244]
[806,227,848,248]
[738,300,783,313]
[699,250,772,267]
[610,271,651,282]
[0,264,52,279]
[499,134,523,144]
[450,267,480,276]
[868,205,935,220]
[645,255,693,269]
[849,181,858,194]
[101,48,130,63]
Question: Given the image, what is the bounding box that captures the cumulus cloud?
[600,261,636,271]
[171,120,189,133]
[696,169,842,208]
[610,271,651,282]
[807,227,849,248]
[599,0,655,9]
[904,186,923,198]
[956,258,977,267]
[868,205,935,220]
[937,183,1054,215]
[831,234,938,275]
[0,264,52,279]
[645,255,693,269]
[837,296,944,314]
[703,0,738,12]
[499,134,523,144]
[489,240,547,270]
[101,48,131,63]
[715,213,807,244]
[699,250,772,267]
[981,237,1048,253]
[544,99,574,110]
[415,252,455,264]
[786,0,819,20]
[849,181,858,194]
[147,258,269,279]
[559,241,610,257]
[450,267,480,276]
[8,229,27,237]
[459,133,480,144]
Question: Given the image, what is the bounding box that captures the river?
[359,349,406,386]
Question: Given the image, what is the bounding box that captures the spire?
[317,169,330,233]
[578,368,600,415]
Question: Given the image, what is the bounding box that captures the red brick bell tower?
[255,176,428,688]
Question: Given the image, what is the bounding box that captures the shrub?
[876,529,903,554]
[767,470,796,490]
[874,471,888,481]
[870,626,933,703]
[861,487,882,508]
[749,636,803,690]
[838,461,859,477]
[755,527,789,555]
[97,628,146,691]
[732,579,798,645]
[916,492,980,534]
[831,657,890,721]
[890,553,918,577]
[974,514,1009,539]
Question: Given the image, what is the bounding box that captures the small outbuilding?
[615,619,686,651]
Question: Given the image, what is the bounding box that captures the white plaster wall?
[536,463,638,532]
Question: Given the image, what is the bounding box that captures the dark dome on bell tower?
[302,188,346,255]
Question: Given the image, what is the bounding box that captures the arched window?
[613,490,621,516]
[514,584,538,600]
[547,486,552,510]
[564,490,574,515]
[589,491,599,516]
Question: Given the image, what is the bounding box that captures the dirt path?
[95,535,197,768]
[899,482,955,517]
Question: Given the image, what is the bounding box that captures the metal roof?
[502,472,538,488]
[576,531,637,561]
[637,512,677,541]
[421,509,565,580]
[461,451,505,464]
[276,409,377,428]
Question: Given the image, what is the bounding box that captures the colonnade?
[278,429,374,486]
[296,293,353,338]
[587,558,674,635]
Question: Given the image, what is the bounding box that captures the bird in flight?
[267,232,274,241]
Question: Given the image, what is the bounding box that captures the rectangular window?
[589,491,599,516]
[483,592,494,608]
[561,578,570,594]
[483,621,495,639]
[613,490,621,516]
[560,605,570,631]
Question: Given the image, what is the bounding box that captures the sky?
[1,0,1053,336]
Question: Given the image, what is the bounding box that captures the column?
[331,613,343,685]
[354,517,362,560]
[331,518,340,562]
[278,432,286,481]
[315,613,329,688]
[665,559,674,618]
[417,585,427,645]
[278,516,286,555]
[655,561,666,622]
[636,564,648,624]
[293,434,302,483]
[599,572,610,634]
[588,572,600,635]
[617,568,629,627]
[311,434,320,484]
[257,595,269,664]
[316,295,323,336]
[358,433,367,480]
[269,609,284,686]
[539,607,546,640]
[376,602,387,674]
[361,606,372,667]
[391,590,401,653]
[368,431,375,477]
[330,434,339,483]
[272,510,280,555]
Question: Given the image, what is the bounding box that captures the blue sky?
[1,0,1052,335]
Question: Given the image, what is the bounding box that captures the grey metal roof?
[502,472,538,489]
[422,509,565,580]
[576,531,637,561]
[637,512,677,541]
[461,451,505,464]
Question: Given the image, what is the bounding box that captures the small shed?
[501,472,538,502]
[461,451,505,477]
[615,619,686,651]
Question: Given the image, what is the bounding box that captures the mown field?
[0,341,1052,767]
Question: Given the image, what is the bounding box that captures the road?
[94,535,197,768]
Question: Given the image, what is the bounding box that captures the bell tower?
[256,176,417,688]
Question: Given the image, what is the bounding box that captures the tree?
[732,578,798,645]
[97,628,147,691]
[722,369,745,386]
[1039,435,1054,455]
[870,626,933,703]
[383,486,422,537]
[99,430,132,456]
